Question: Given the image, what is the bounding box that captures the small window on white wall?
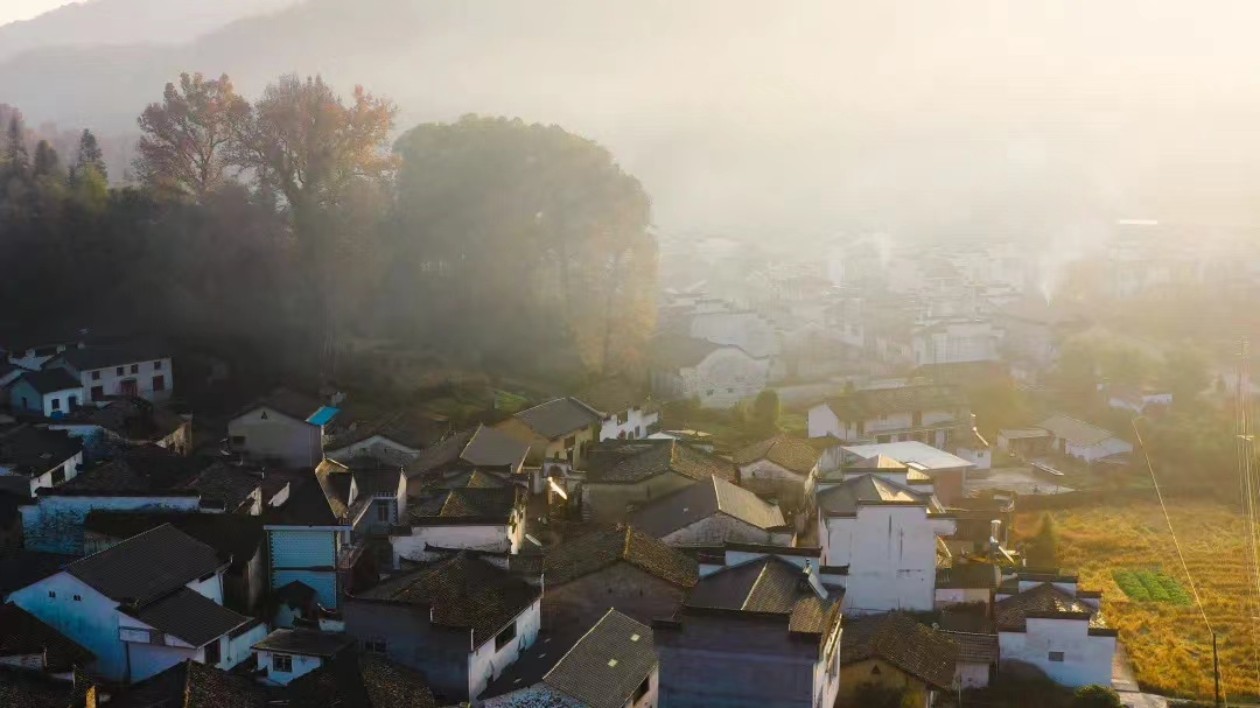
[273,654,292,672]
[1048,651,1065,662]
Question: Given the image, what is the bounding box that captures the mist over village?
[1,2,1258,707]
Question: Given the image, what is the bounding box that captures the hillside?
[0,0,297,62]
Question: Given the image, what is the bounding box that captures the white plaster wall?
[808,404,842,439]
[328,435,419,466]
[826,507,956,615]
[956,662,990,689]
[599,408,661,441]
[21,494,201,554]
[225,624,268,669]
[999,618,1115,688]
[469,599,542,702]
[390,524,511,565]
[227,407,321,468]
[186,573,224,605]
[678,349,771,409]
[67,357,173,405]
[689,311,780,359]
[9,573,123,679]
[126,634,200,683]
[257,649,325,685]
[1065,437,1133,463]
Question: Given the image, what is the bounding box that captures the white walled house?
[577,378,662,442]
[8,370,84,418]
[390,486,524,565]
[807,383,970,449]
[7,524,262,683]
[995,576,1115,688]
[942,630,999,690]
[0,425,83,495]
[816,474,956,615]
[731,434,822,510]
[253,628,354,686]
[649,335,771,409]
[228,388,338,468]
[1,329,88,371]
[911,319,1000,368]
[47,344,173,406]
[1036,414,1133,464]
[687,309,781,361]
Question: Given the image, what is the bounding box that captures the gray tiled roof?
[685,556,817,617]
[543,610,657,708]
[816,473,941,516]
[514,397,604,439]
[52,448,210,496]
[542,526,699,588]
[994,582,1103,631]
[184,660,269,708]
[65,523,223,605]
[840,613,959,690]
[1036,414,1118,447]
[433,487,518,520]
[14,369,81,395]
[81,511,263,573]
[0,425,82,476]
[252,629,354,658]
[629,476,786,539]
[731,435,821,474]
[355,552,539,644]
[236,387,324,422]
[939,630,999,664]
[52,342,168,373]
[584,439,737,485]
[286,653,437,708]
[824,384,965,420]
[0,603,94,672]
[130,588,250,647]
[405,425,528,479]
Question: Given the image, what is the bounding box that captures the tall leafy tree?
[4,115,28,175]
[73,129,107,181]
[135,73,249,200]
[32,140,62,179]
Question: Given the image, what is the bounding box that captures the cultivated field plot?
[1016,500,1260,701]
[1111,568,1192,605]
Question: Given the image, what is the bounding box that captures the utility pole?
[1214,630,1222,707]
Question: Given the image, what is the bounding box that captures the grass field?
[1015,500,1260,701]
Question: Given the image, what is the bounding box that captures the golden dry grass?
[1015,499,1260,701]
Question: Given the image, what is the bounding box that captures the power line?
[1236,339,1260,700]
[1131,416,1225,704]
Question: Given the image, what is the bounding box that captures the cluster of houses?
[0,323,1121,708]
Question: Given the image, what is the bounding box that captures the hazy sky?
[0,0,74,26]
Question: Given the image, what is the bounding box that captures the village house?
[313,459,408,539]
[342,551,542,704]
[391,483,524,564]
[326,409,450,467]
[731,434,822,510]
[7,524,266,683]
[807,383,972,451]
[227,388,341,468]
[628,475,791,547]
[576,377,661,442]
[1106,386,1173,414]
[106,658,268,708]
[252,628,354,686]
[0,326,89,371]
[940,629,999,690]
[994,573,1116,688]
[934,562,1002,610]
[482,609,659,708]
[838,440,974,505]
[1034,414,1134,464]
[46,342,173,406]
[648,334,771,409]
[534,526,699,630]
[262,468,357,614]
[911,318,1001,368]
[653,551,842,708]
[0,602,94,680]
[0,425,83,496]
[8,369,84,418]
[838,612,960,707]
[284,652,439,707]
[816,473,956,615]
[50,397,191,457]
[81,511,268,614]
[574,438,739,524]
[496,397,604,469]
[404,424,530,496]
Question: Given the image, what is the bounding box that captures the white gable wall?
[468,598,542,702]
[999,618,1115,688]
[228,407,321,467]
[824,506,956,615]
[9,572,124,679]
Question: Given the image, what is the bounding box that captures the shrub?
[1071,685,1123,708]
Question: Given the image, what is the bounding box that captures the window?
[272,654,292,672]
[91,371,100,381]
[130,364,139,374]
[230,435,246,446]
[51,398,61,411]
[1048,651,1065,662]
[204,639,221,666]
[377,503,391,523]
[364,638,387,654]
[90,386,103,400]
[634,675,651,701]
[51,466,66,485]
[116,367,124,376]
[67,396,77,408]
[48,591,56,598]
[495,622,517,651]
[154,360,163,370]
[706,389,714,396]
[73,594,81,601]
[152,375,166,392]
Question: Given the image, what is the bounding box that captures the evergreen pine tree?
[73,129,106,180]
[4,115,28,174]
[32,140,61,178]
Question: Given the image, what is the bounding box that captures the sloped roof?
[995,582,1103,631]
[841,441,973,471]
[0,603,94,672]
[731,435,821,475]
[817,473,941,516]
[235,388,323,423]
[543,610,657,708]
[50,448,209,496]
[286,653,437,708]
[433,487,518,521]
[939,630,999,664]
[129,588,250,647]
[14,369,81,395]
[840,613,959,690]
[574,378,649,416]
[0,551,75,598]
[0,426,82,476]
[649,335,723,369]
[183,660,269,708]
[65,524,223,605]
[584,439,737,485]
[542,526,699,588]
[684,556,836,635]
[252,629,354,658]
[1036,414,1118,447]
[52,342,168,372]
[331,409,450,451]
[629,476,786,539]
[404,424,528,479]
[0,666,86,708]
[354,552,540,644]
[82,511,263,572]
[514,397,605,439]
[936,563,1000,590]
[822,384,965,421]
[849,454,908,471]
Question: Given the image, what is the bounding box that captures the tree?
[3,115,28,175]
[1158,346,1210,406]
[135,72,249,200]
[73,129,106,181]
[32,140,62,179]
[1026,513,1059,570]
[752,389,781,435]
[1070,685,1122,708]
